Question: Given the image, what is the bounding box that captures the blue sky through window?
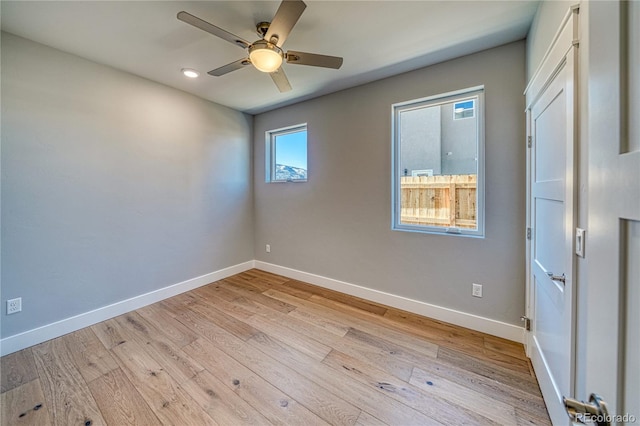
[454,100,474,110]
[275,130,307,170]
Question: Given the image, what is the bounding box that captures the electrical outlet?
[7,298,22,314]
[266,244,271,253]
[472,283,483,298]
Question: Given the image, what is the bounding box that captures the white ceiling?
[1,1,538,114]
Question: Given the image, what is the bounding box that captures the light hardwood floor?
[1,269,551,425]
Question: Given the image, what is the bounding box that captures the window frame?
[391,86,485,237]
[265,123,308,183]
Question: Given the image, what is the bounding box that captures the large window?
[265,124,307,182]
[392,87,484,237]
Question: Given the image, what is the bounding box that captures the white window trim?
[265,123,308,183]
[391,86,485,238]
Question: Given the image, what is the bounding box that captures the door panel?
[525,8,578,425]
[534,198,565,275]
[535,276,569,395]
[530,58,574,426]
[629,1,640,152]
[623,221,639,419]
[584,0,640,421]
[534,92,566,182]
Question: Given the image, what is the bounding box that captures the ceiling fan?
[177,0,343,93]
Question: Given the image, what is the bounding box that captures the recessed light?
[181,68,200,78]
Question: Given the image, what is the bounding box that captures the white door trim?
[524,6,579,359]
[525,4,579,354]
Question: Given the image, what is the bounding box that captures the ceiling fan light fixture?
[181,68,200,78]
[177,1,343,92]
[248,41,283,73]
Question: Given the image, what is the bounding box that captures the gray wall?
[441,103,478,175]
[254,41,526,325]
[399,106,441,175]
[1,33,254,338]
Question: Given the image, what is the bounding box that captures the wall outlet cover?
[7,298,22,314]
[472,283,483,298]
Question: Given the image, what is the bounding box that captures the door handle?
[563,394,610,425]
[547,271,566,283]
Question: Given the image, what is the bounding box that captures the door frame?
[524,5,580,422]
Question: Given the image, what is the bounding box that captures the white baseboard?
[1,259,524,356]
[254,261,525,343]
[0,261,255,356]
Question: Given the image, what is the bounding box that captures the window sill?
[267,179,308,183]
[392,224,485,238]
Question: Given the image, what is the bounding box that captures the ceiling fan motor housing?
[256,21,271,38]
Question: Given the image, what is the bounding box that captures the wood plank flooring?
[0,269,551,425]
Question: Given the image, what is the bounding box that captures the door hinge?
[520,316,531,331]
[526,227,531,240]
[527,136,532,148]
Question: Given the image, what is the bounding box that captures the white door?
[525,9,578,425]
[581,0,639,422]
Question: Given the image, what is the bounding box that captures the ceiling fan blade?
[286,51,343,69]
[208,58,251,76]
[177,11,250,49]
[264,0,307,47]
[270,67,292,92]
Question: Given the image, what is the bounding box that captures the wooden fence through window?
[400,174,477,228]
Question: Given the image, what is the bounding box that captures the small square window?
[453,99,475,120]
[266,124,307,182]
